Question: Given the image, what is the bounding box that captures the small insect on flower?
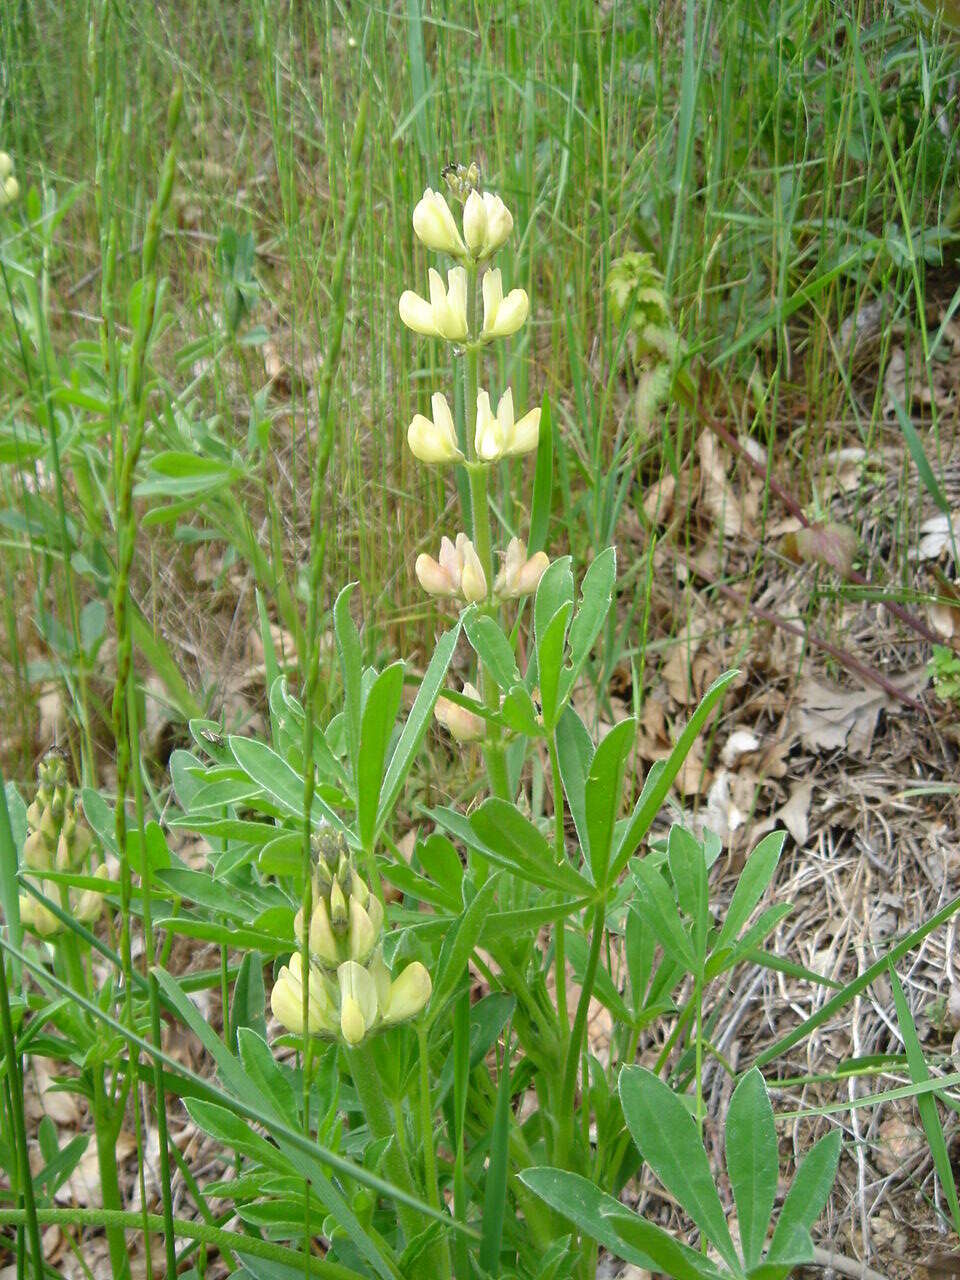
[399,266,469,341]
[406,391,464,465]
[441,160,481,204]
[481,268,528,340]
[474,388,540,462]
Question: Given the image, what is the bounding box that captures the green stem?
[417,1025,451,1278]
[548,735,568,1040]
[0,948,42,1280]
[0,1207,363,1279]
[556,899,605,1168]
[346,1041,427,1247]
[92,1071,131,1280]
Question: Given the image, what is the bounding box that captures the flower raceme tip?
[399,266,469,341]
[412,185,514,263]
[415,533,487,603]
[475,388,540,462]
[406,391,464,465]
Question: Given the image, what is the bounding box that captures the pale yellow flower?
[474,388,540,462]
[270,952,338,1036]
[413,187,467,256]
[407,392,464,465]
[415,532,485,601]
[463,190,513,260]
[399,266,469,341]
[495,538,549,599]
[481,268,528,339]
[337,961,379,1046]
[435,682,485,742]
[380,961,432,1024]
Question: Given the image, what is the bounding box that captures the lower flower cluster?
[20,753,110,936]
[271,830,431,1046]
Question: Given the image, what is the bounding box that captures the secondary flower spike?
[481,268,528,339]
[413,187,467,257]
[495,538,549,599]
[474,388,540,462]
[463,190,513,260]
[399,266,469,341]
[416,533,486,601]
[407,392,464,464]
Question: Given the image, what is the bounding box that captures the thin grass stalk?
[298,90,368,1264]
[109,81,182,1280]
[0,940,42,1280]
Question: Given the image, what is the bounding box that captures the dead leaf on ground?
[794,679,889,755]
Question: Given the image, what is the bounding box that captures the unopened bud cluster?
[271,829,431,1046]
[20,753,109,936]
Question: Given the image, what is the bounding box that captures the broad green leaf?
[417,832,464,906]
[666,825,709,961]
[229,952,267,1050]
[237,1028,299,1125]
[559,546,617,704]
[469,799,592,895]
[534,557,574,656]
[518,1167,657,1271]
[726,1068,778,1270]
[767,1130,840,1264]
[229,736,349,836]
[632,857,696,971]
[185,1098,291,1171]
[604,1209,727,1280]
[585,718,636,888]
[376,620,459,837]
[538,603,573,730]
[610,670,738,881]
[555,705,595,870]
[463,609,521,692]
[618,1066,739,1271]
[154,868,251,920]
[429,874,500,1018]
[357,661,405,848]
[715,831,785,954]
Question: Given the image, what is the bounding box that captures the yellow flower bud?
[399,267,469,341]
[495,538,549,600]
[337,961,378,1046]
[435,682,485,743]
[412,188,467,257]
[347,894,380,964]
[0,153,12,180]
[22,829,51,871]
[26,800,42,830]
[329,878,348,931]
[0,176,17,207]
[75,865,110,925]
[463,190,513,260]
[308,897,340,967]
[20,887,61,937]
[481,268,529,339]
[407,391,464,465]
[381,961,432,1025]
[459,539,487,603]
[474,388,540,462]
